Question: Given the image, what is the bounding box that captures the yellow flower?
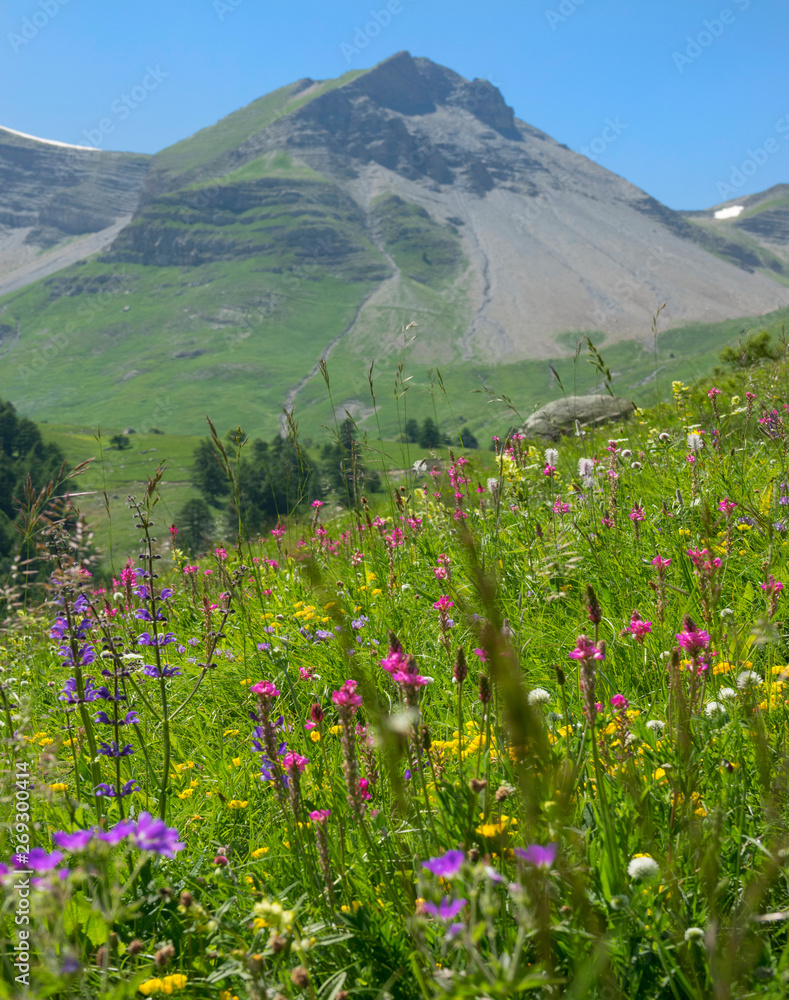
[177,788,194,800]
[174,762,195,772]
[240,678,252,686]
[310,730,321,742]
[227,800,248,809]
[220,992,239,1000]
[370,588,383,597]
[231,757,241,767]
[223,728,240,736]
[251,847,269,858]
[678,528,691,537]
[341,901,361,913]
[48,782,68,792]
[139,976,187,996]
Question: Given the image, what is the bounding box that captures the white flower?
[630,461,642,470]
[577,457,594,478]
[487,477,500,493]
[544,448,559,466]
[704,701,724,717]
[646,720,666,731]
[528,687,551,706]
[736,670,762,690]
[687,432,704,453]
[719,687,738,700]
[627,855,660,880]
[684,926,704,942]
[621,449,632,459]
[658,432,671,443]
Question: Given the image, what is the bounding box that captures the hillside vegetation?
[2,349,789,998]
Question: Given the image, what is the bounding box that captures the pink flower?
[629,505,645,522]
[708,387,722,399]
[761,575,784,595]
[543,463,556,477]
[610,693,629,711]
[309,809,331,823]
[250,680,280,699]
[568,635,605,662]
[600,515,614,528]
[624,611,652,642]
[433,595,454,612]
[270,523,286,538]
[214,547,227,560]
[392,669,429,687]
[472,648,489,662]
[311,500,324,509]
[651,555,672,570]
[718,498,737,516]
[332,679,362,710]
[358,778,372,801]
[676,626,711,657]
[282,752,308,774]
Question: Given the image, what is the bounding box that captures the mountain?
[0,52,787,438]
[683,184,789,278]
[0,127,149,297]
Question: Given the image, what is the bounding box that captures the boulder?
[523,395,634,440]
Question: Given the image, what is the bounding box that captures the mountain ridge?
[0,51,787,437]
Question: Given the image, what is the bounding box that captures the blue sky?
[1,0,786,209]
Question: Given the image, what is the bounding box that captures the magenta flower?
[282,752,308,774]
[309,809,331,823]
[629,505,645,522]
[761,575,784,594]
[651,555,672,570]
[610,693,629,711]
[708,387,722,399]
[568,636,605,662]
[718,498,737,516]
[311,500,324,509]
[332,679,362,710]
[433,595,454,612]
[422,897,467,921]
[423,849,465,878]
[250,680,280,698]
[472,648,489,662]
[676,626,711,657]
[624,611,652,643]
[514,843,558,869]
[392,669,429,687]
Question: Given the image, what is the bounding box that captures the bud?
[213,854,229,867]
[585,584,602,625]
[468,846,480,862]
[478,674,491,703]
[420,724,431,751]
[154,944,175,968]
[495,782,514,802]
[128,939,144,956]
[268,932,287,954]
[158,886,173,901]
[469,778,487,794]
[95,946,108,967]
[291,966,310,988]
[453,646,468,684]
[554,664,565,687]
[309,702,324,724]
[179,891,193,909]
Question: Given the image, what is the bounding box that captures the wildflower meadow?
[2,356,789,999]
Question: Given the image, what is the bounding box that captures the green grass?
[4,358,789,998]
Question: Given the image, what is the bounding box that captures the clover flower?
[627,855,660,879]
[423,849,465,878]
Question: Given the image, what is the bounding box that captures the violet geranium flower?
[422,849,465,879]
[514,843,558,869]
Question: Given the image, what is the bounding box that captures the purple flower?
[99,819,136,845]
[514,843,558,869]
[137,632,177,647]
[131,812,184,858]
[14,847,63,871]
[97,741,135,757]
[423,849,465,879]
[422,897,467,921]
[141,664,181,679]
[95,780,139,798]
[53,829,95,852]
